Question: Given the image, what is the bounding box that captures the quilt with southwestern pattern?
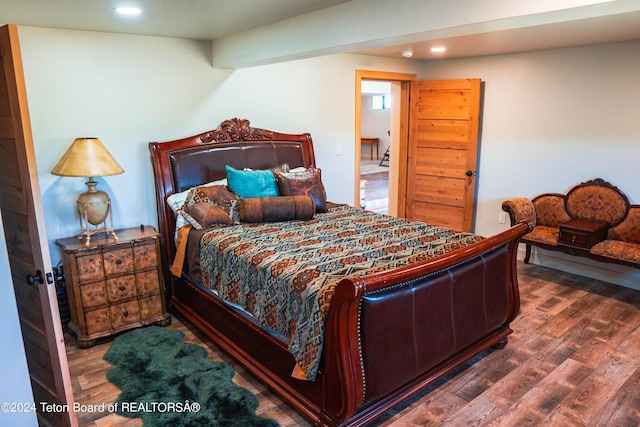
[199,205,484,380]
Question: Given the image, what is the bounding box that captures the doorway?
[355,70,416,218]
[360,81,391,214]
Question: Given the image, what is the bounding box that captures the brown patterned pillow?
[182,202,234,229]
[182,185,239,207]
[179,184,240,226]
[275,167,328,213]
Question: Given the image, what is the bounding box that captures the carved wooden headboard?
[148,118,316,285]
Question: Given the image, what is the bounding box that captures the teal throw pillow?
[225,165,280,198]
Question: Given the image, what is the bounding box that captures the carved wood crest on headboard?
[200,118,274,143]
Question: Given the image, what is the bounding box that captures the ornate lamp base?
[76,179,119,245]
[77,200,118,246]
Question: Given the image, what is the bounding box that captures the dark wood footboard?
[324,222,530,425]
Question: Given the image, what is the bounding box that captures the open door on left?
[0,24,77,427]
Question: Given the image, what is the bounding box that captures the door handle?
[26,270,44,286]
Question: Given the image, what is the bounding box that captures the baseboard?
[516,245,640,291]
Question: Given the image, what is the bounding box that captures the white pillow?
[289,166,308,173]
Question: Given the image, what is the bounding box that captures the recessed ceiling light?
[431,47,446,53]
[401,50,414,58]
[115,6,142,15]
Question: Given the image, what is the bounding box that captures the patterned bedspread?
[199,205,483,380]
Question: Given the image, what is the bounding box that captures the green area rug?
[104,325,278,426]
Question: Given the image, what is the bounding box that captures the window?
[372,95,391,110]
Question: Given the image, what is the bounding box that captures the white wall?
[19,28,227,265]
[0,210,37,427]
[420,40,640,287]
[17,26,423,267]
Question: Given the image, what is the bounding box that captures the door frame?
[355,70,416,217]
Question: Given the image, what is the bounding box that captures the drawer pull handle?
[123,311,129,317]
[116,259,123,265]
[572,236,576,243]
[119,285,126,291]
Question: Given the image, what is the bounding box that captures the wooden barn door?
[405,78,481,232]
[0,24,77,427]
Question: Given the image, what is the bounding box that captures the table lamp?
[51,137,124,245]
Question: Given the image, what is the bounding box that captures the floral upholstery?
[532,195,571,227]
[608,208,640,244]
[501,197,536,226]
[590,240,640,265]
[566,184,628,225]
[502,179,640,268]
[590,207,640,266]
[524,226,559,245]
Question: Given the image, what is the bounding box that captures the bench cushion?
[590,240,640,265]
[523,225,559,246]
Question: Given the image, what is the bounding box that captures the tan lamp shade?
[51,137,124,178]
[51,138,124,244]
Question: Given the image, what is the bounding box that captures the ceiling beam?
[211,0,639,69]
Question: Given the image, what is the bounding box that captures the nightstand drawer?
[76,250,104,284]
[111,300,141,329]
[107,275,137,303]
[136,270,161,297]
[140,295,163,319]
[80,281,108,308]
[134,240,159,270]
[558,229,591,248]
[103,245,135,275]
[85,308,111,334]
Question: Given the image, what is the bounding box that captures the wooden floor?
[361,171,389,213]
[361,171,389,201]
[66,262,640,426]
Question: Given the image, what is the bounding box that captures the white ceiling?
[0,0,354,41]
[1,0,640,65]
[355,9,640,61]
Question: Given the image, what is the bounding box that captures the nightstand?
[56,226,171,348]
[558,219,608,250]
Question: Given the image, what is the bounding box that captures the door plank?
[415,89,474,119]
[415,147,467,177]
[412,175,465,207]
[415,120,469,146]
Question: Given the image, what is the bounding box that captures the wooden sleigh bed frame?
[149,118,531,426]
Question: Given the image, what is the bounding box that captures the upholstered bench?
[502,178,640,269]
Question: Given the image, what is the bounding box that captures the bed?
[149,118,531,426]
